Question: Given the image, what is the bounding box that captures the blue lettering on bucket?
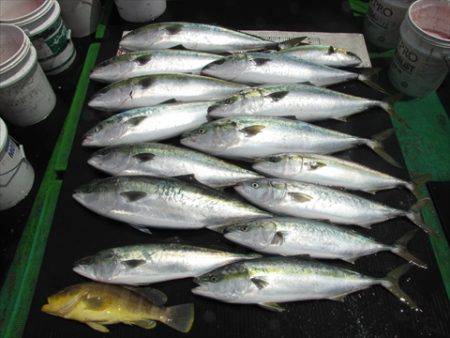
[6,139,15,159]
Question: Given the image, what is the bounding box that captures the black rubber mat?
[22,1,450,337]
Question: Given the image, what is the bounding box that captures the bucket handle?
[0,137,27,187]
[444,55,450,71]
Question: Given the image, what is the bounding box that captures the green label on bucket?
[32,17,70,61]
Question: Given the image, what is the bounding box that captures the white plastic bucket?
[0,118,35,211]
[114,0,166,23]
[364,0,414,49]
[0,0,76,75]
[58,0,101,38]
[388,0,450,97]
[0,24,56,126]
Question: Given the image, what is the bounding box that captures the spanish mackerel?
[88,143,263,188]
[234,178,431,233]
[180,116,399,166]
[220,217,426,268]
[82,101,211,147]
[119,22,302,53]
[73,176,271,233]
[192,257,418,311]
[73,243,262,285]
[278,45,362,67]
[207,84,394,121]
[252,153,421,195]
[88,73,248,112]
[90,50,222,83]
[201,52,385,91]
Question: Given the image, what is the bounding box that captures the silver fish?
[82,101,211,147]
[90,50,222,83]
[220,217,426,268]
[202,52,384,90]
[192,257,418,311]
[277,45,362,67]
[252,153,419,195]
[119,22,292,53]
[88,73,248,112]
[73,176,271,233]
[88,142,263,188]
[180,116,399,166]
[207,84,393,121]
[234,178,431,233]
[74,243,262,285]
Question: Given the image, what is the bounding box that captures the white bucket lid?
[0,0,54,34]
[0,117,8,154]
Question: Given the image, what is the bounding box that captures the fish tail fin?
[380,264,419,311]
[405,198,435,234]
[358,68,389,94]
[378,93,411,129]
[162,303,195,333]
[406,173,431,199]
[366,128,402,168]
[390,230,427,269]
[277,36,309,50]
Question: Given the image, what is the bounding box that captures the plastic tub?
[114,0,166,23]
[0,118,35,211]
[58,0,101,38]
[0,0,76,75]
[364,0,414,49]
[388,0,450,97]
[0,24,56,126]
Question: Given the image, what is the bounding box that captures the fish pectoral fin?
[288,192,313,203]
[126,116,147,126]
[122,259,147,269]
[133,153,156,162]
[165,23,183,35]
[120,191,147,202]
[258,302,285,312]
[161,98,178,104]
[83,295,107,311]
[86,322,109,333]
[125,286,167,306]
[329,294,347,302]
[342,257,358,264]
[128,224,152,234]
[173,174,197,183]
[252,58,271,66]
[267,91,289,102]
[358,223,373,229]
[132,320,157,330]
[327,46,336,55]
[251,277,269,289]
[270,231,285,246]
[333,116,348,122]
[240,125,265,136]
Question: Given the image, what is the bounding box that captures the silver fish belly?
[88,142,262,188]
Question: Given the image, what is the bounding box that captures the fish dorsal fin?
[288,192,312,202]
[133,153,155,162]
[120,191,147,202]
[135,55,152,65]
[86,322,109,333]
[267,91,289,102]
[125,286,167,306]
[253,58,271,66]
[270,231,285,246]
[258,302,285,312]
[327,46,335,54]
[127,116,147,127]
[306,161,326,171]
[165,23,183,35]
[240,125,265,136]
[122,259,147,268]
[251,277,269,289]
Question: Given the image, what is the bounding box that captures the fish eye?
[197,128,206,134]
[251,182,259,189]
[209,275,218,282]
[240,225,248,232]
[268,156,281,163]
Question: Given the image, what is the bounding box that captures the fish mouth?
[81,135,96,147]
[41,303,53,314]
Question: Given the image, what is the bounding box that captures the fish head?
[181,119,241,153]
[82,115,129,147]
[223,220,276,247]
[42,284,85,317]
[120,25,167,50]
[202,55,248,80]
[192,263,253,302]
[235,178,287,204]
[73,250,123,283]
[88,80,136,111]
[90,57,135,83]
[88,146,132,175]
[72,178,119,212]
[340,49,362,67]
[207,94,243,118]
[253,153,304,176]
[207,88,263,118]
